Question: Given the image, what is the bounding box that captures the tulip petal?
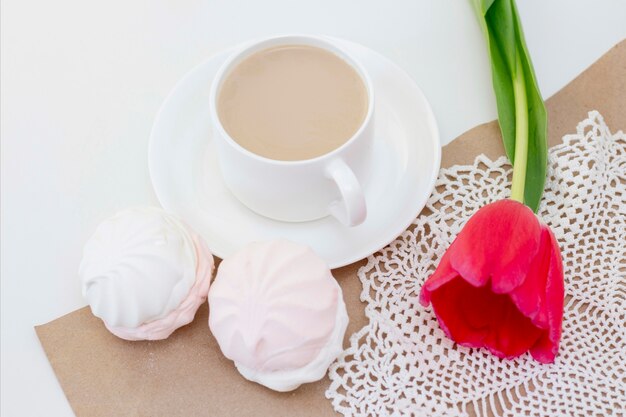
[509,227,551,326]
[419,250,458,306]
[447,200,542,293]
[529,226,564,363]
[430,277,543,358]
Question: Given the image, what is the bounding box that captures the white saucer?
[149,37,440,268]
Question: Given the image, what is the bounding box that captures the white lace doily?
[327,111,626,417]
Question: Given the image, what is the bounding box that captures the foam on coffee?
[217,45,368,161]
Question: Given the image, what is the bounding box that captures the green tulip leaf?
[471,0,548,212]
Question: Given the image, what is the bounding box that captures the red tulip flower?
[419,200,564,363]
[421,0,566,363]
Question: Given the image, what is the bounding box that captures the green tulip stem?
[510,52,529,203]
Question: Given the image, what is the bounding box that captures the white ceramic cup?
[209,35,374,227]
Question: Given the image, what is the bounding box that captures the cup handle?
[326,159,367,227]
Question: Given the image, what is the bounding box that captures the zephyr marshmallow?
[79,207,214,341]
[208,239,348,391]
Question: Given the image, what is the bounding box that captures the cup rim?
[209,34,375,166]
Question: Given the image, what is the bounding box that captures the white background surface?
[1,1,625,415]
